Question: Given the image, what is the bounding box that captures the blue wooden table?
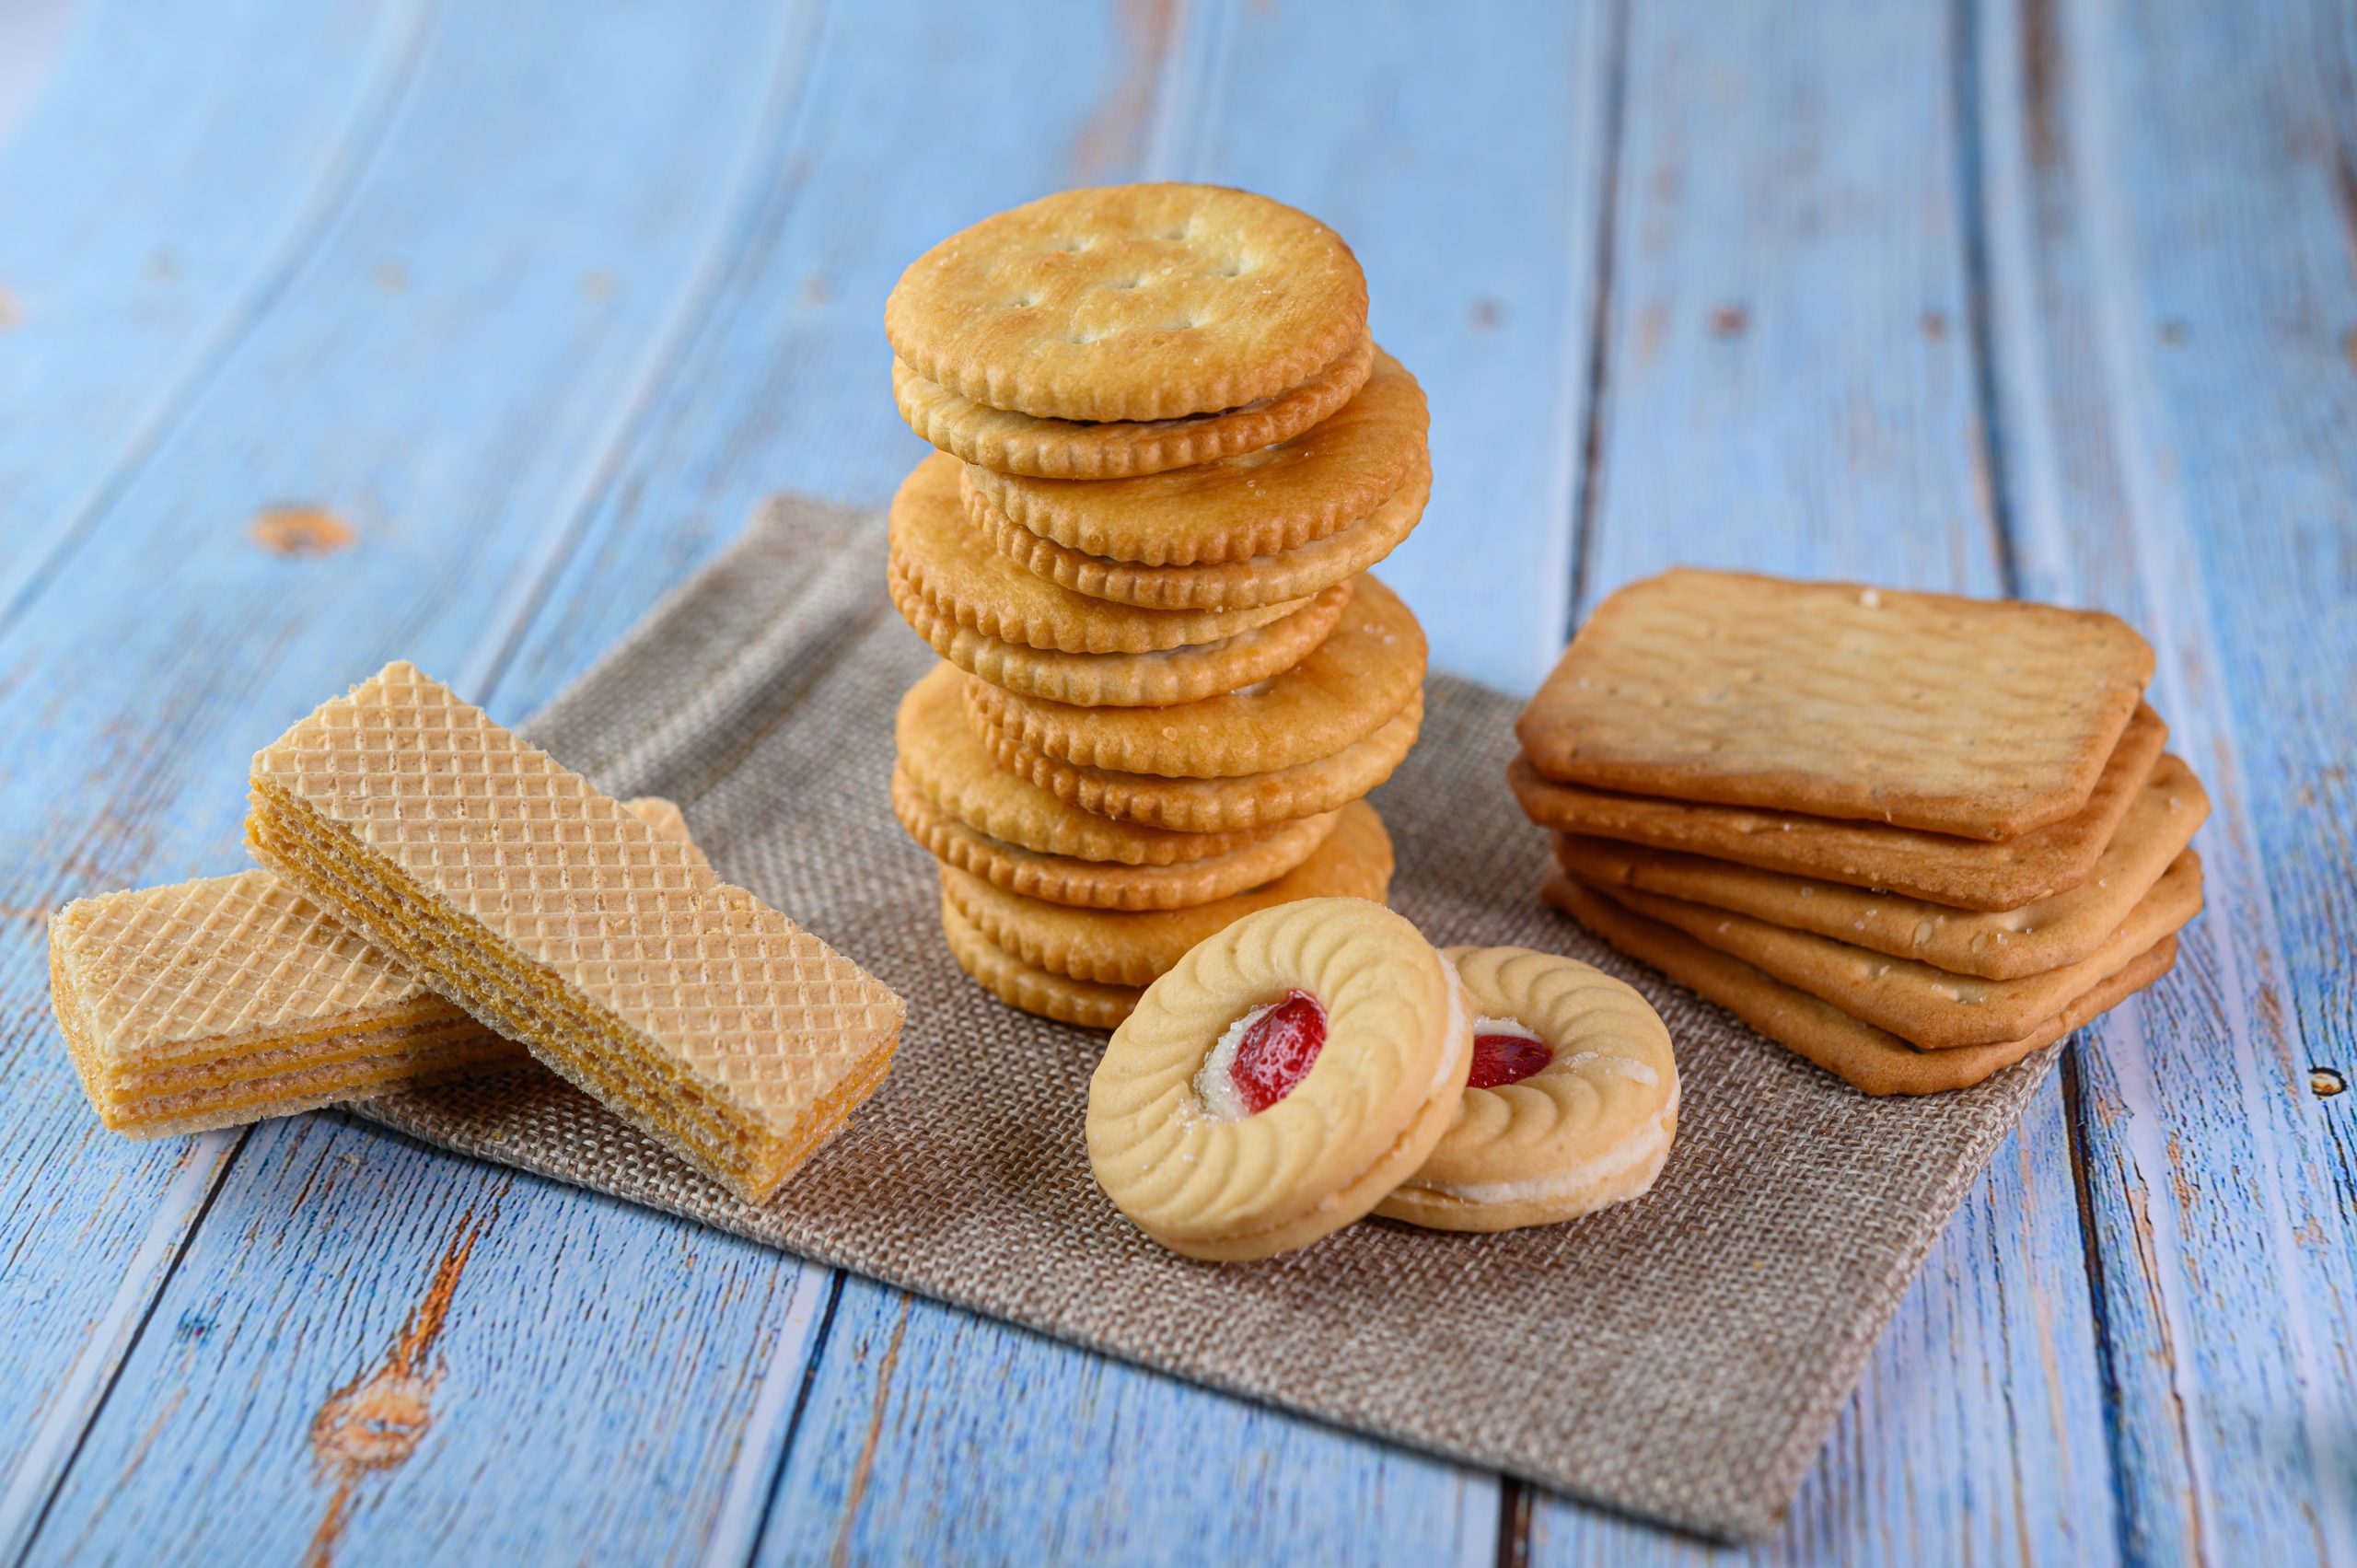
[1,1,2350,1562]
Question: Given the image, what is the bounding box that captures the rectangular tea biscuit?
[1567,850,2200,1051]
[246,663,904,1204]
[1510,703,2165,912]
[1517,570,2154,839]
[1542,875,2179,1096]
[49,797,700,1138]
[1552,754,2210,979]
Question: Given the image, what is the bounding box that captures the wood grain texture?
[1980,0,2357,1558]
[1174,0,1620,691]
[27,1115,812,1567]
[0,1,826,1561]
[755,1278,1494,1568]
[473,0,1502,1561]
[1530,2,2119,1560]
[0,0,2346,1560]
[0,0,419,607]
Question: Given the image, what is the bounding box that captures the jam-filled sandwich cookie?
[1086,898,1470,1261]
[1375,947,1678,1233]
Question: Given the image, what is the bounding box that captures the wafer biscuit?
[886,183,1369,422]
[975,458,1431,610]
[1544,876,2178,1095]
[1517,570,2154,840]
[50,798,699,1137]
[979,688,1423,834]
[1552,754,2210,979]
[940,800,1393,986]
[960,575,1426,778]
[246,662,904,1204]
[888,452,1309,652]
[891,563,1351,707]
[963,350,1428,567]
[1510,703,2166,912]
[893,334,1375,480]
[1570,851,2201,1050]
[895,667,1283,865]
[941,896,1144,1028]
[893,767,1339,911]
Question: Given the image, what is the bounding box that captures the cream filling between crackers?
[1404,1084,1678,1208]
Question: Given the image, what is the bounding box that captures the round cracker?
[964,350,1427,567]
[976,689,1423,833]
[890,565,1351,707]
[963,575,1426,778]
[895,665,1283,865]
[942,896,1142,1029]
[888,452,1307,653]
[893,335,1374,480]
[974,458,1430,610]
[885,183,1368,422]
[940,801,1393,986]
[893,767,1340,911]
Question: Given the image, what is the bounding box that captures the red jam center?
[1468,1033,1552,1090]
[1231,990,1328,1114]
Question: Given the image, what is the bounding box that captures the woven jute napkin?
[356,499,2057,1541]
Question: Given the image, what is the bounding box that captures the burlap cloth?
[355,499,2057,1542]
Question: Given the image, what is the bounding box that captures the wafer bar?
[50,798,700,1138]
[246,663,904,1203]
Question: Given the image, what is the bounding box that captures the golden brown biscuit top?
[886,184,1368,422]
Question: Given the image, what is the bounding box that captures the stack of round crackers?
[1509,569,2208,1096]
[883,184,1433,1028]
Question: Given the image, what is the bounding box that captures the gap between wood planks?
[3,0,830,1554]
[0,0,435,639]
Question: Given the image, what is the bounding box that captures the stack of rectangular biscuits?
[1509,570,2207,1095]
[881,184,1432,1028]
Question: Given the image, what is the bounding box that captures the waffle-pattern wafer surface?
[54,869,443,1063]
[248,662,903,1202]
[1517,569,2154,839]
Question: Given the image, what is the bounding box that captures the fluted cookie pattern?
[1086,897,1469,1260]
[894,334,1374,480]
[888,452,1312,653]
[965,351,1427,567]
[1376,946,1678,1232]
[889,564,1352,707]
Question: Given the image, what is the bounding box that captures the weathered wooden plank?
[1978,0,2357,1559]
[0,0,418,602]
[1178,0,1620,691]
[753,1278,1495,1568]
[482,2,1504,1559]
[1529,2,2119,1560]
[0,2,827,1560]
[27,1117,814,1567]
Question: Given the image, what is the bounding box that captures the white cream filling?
[1191,1000,1273,1123]
[1472,1015,1538,1042]
[1429,959,1471,1099]
[1407,1081,1681,1206]
[1194,963,1470,1126]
